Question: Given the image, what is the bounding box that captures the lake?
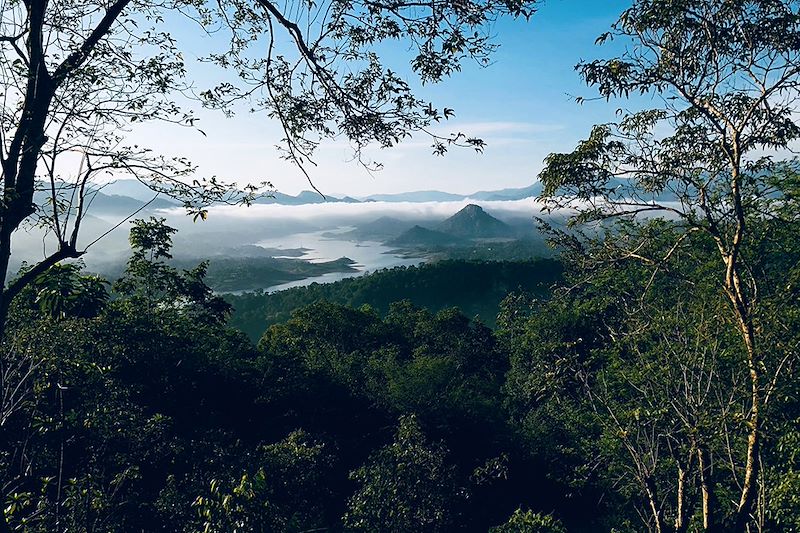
[255,227,423,292]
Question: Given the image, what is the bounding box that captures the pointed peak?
[438,203,511,238]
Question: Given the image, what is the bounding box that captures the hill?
[100,179,174,201]
[89,191,179,213]
[325,216,415,241]
[225,258,562,340]
[387,225,462,247]
[437,204,512,239]
[363,216,414,236]
[33,185,179,217]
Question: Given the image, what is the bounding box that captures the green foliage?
[1,221,258,532]
[176,255,357,293]
[30,262,109,319]
[115,217,179,300]
[115,217,231,321]
[500,215,800,530]
[490,508,566,533]
[5,187,800,533]
[3,215,573,532]
[767,416,800,529]
[501,293,610,487]
[258,300,508,439]
[192,431,333,533]
[227,259,562,340]
[0,313,176,532]
[536,2,800,529]
[344,415,459,532]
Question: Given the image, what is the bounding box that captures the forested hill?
[226,259,562,341]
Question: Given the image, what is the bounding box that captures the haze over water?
[256,227,423,292]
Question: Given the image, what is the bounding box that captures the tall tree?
[538,1,800,530]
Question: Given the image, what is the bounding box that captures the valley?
[22,179,551,294]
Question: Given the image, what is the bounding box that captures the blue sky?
[130,0,636,197]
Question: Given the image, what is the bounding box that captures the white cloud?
[161,198,550,223]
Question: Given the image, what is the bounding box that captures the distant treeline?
[226,259,563,340]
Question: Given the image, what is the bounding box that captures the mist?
[8,198,548,278]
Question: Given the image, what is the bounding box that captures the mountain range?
[98,179,541,207]
[362,184,541,203]
[60,178,676,213]
[33,184,180,216]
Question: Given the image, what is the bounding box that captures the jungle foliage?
[226,259,562,340]
[3,0,800,531]
[2,167,799,532]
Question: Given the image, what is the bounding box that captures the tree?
[28,262,109,319]
[192,430,334,533]
[538,1,800,531]
[0,219,261,532]
[343,415,459,532]
[490,508,566,533]
[114,217,232,321]
[0,0,537,345]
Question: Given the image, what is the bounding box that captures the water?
[255,227,423,292]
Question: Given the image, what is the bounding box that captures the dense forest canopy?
[2,0,800,532]
[3,189,799,531]
[226,259,562,340]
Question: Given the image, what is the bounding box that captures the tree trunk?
[644,475,665,533]
[697,445,717,532]
[674,455,692,533]
[0,1,128,529]
[723,152,760,532]
[733,313,760,533]
[722,256,760,532]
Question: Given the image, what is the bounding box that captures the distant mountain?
[104,180,361,206]
[332,216,415,241]
[355,216,414,238]
[99,179,170,202]
[437,204,512,239]
[387,225,463,247]
[101,179,547,206]
[254,190,363,205]
[363,190,467,203]
[33,185,178,216]
[361,184,541,203]
[253,190,322,205]
[368,216,411,234]
[88,192,178,213]
[467,183,542,201]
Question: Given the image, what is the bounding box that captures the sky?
[128,0,636,198]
